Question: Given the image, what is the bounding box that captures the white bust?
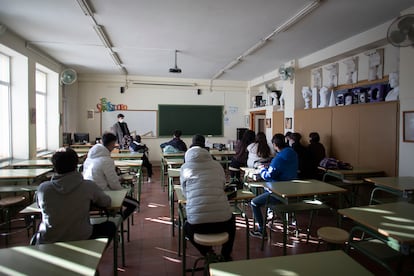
[318,87,330,108]
[278,91,285,111]
[251,96,256,108]
[302,86,312,109]
[386,72,399,101]
[270,92,279,106]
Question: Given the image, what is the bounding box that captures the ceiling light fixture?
[76,0,94,17]
[93,25,112,48]
[211,0,321,81]
[132,81,195,87]
[110,52,122,66]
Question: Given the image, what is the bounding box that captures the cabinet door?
[359,101,398,176]
[331,105,360,166]
[295,108,332,156]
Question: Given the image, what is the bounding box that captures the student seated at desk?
[307,132,326,179]
[247,132,273,168]
[36,148,116,244]
[250,134,298,239]
[160,129,187,152]
[83,132,139,220]
[229,130,256,185]
[129,135,153,183]
[290,132,311,179]
[181,134,235,261]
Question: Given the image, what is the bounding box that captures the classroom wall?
[74,76,248,162]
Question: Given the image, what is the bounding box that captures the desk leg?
[282,212,288,256]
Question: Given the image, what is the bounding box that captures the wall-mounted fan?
[387,14,414,47]
[60,68,77,85]
[278,65,294,81]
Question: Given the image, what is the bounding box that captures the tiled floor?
[2,166,412,275]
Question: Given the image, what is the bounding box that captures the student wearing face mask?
[111,113,131,149]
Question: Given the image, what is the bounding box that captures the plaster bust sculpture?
[318,86,330,108]
[302,86,312,109]
[385,72,399,101]
[278,91,285,111]
[251,96,256,108]
[270,92,279,106]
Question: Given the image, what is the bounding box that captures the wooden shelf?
[333,76,389,91]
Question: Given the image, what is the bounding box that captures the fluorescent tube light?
[276,0,321,33]
[210,0,321,81]
[93,25,112,48]
[121,67,128,75]
[76,0,94,16]
[132,81,196,87]
[110,52,122,66]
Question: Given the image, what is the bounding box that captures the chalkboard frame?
[158,104,224,137]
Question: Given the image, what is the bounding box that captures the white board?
[101,110,157,137]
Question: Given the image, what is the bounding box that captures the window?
[36,70,47,151]
[0,53,11,161]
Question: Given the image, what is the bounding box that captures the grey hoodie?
[36,171,111,243]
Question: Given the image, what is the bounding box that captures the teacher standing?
[111,113,130,149]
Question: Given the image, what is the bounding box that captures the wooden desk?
[320,167,385,182]
[110,152,143,160]
[209,250,373,276]
[210,150,235,169]
[115,160,143,202]
[320,167,384,206]
[0,168,51,184]
[338,202,414,255]
[160,151,186,189]
[365,176,414,203]
[70,143,94,149]
[73,147,90,153]
[21,189,128,215]
[11,159,53,168]
[261,179,346,203]
[39,152,87,160]
[257,179,346,255]
[0,238,108,275]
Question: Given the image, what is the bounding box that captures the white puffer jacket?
[180,146,232,224]
[83,144,123,190]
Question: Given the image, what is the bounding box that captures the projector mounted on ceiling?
[169,50,182,73]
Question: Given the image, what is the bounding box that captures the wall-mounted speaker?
[197,89,201,95]
[120,86,125,93]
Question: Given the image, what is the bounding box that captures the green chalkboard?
[158,105,223,137]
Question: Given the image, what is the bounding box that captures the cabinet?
[295,101,398,176]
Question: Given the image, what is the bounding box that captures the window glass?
[0,53,11,160]
[36,70,47,151]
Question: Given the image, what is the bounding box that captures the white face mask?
[119,119,124,123]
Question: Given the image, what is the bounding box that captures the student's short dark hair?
[52,147,78,174]
[285,131,292,138]
[272,133,287,148]
[191,134,205,148]
[309,132,320,143]
[102,132,117,146]
[117,113,125,118]
[135,135,141,143]
[173,130,182,137]
[291,132,302,143]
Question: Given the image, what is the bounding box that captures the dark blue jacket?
[260,147,298,181]
[160,137,187,152]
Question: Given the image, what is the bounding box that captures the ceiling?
[0,0,412,81]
